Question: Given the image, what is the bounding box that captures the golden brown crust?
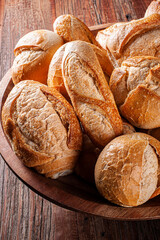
[47,41,114,99]
[53,14,118,70]
[110,56,160,129]
[2,80,82,178]
[53,14,100,47]
[95,133,160,207]
[12,30,63,85]
[145,0,160,17]
[61,41,123,147]
[96,14,160,66]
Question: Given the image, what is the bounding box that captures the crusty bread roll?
[145,0,160,17]
[110,56,160,129]
[95,133,160,207]
[59,41,123,147]
[2,80,82,179]
[47,41,114,99]
[53,14,118,70]
[53,14,100,46]
[12,30,63,85]
[96,14,160,66]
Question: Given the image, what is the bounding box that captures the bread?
[53,14,100,46]
[60,40,123,147]
[109,56,160,129]
[53,14,118,69]
[145,0,160,17]
[12,30,63,85]
[2,80,82,179]
[47,41,114,99]
[96,14,160,66]
[95,133,160,207]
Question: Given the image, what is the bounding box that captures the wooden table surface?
[0,0,160,239]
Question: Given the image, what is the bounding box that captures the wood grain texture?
[0,0,160,239]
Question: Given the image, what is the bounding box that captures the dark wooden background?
[0,0,160,239]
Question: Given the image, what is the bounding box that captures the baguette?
[47,41,114,99]
[61,41,123,147]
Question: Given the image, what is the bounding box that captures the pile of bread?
[2,0,160,207]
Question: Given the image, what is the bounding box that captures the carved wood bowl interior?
[0,24,160,221]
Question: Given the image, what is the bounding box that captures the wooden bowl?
[0,24,160,221]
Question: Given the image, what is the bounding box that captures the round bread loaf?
[12,30,63,85]
[95,133,160,207]
[2,80,82,179]
[110,56,160,129]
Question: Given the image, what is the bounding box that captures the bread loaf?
[53,14,118,69]
[12,30,63,85]
[2,80,82,179]
[95,133,160,207]
[47,41,114,99]
[60,41,123,147]
[110,56,160,129]
[96,14,160,66]
[145,0,160,17]
[53,14,100,46]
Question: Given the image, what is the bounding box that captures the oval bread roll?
[2,80,82,179]
[12,30,63,85]
[96,14,160,66]
[61,41,123,147]
[145,0,160,17]
[53,14,118,69]
[47,41,114,99]
[110,56,160,129]
[95,133,160,207]
[53,14,100,46]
